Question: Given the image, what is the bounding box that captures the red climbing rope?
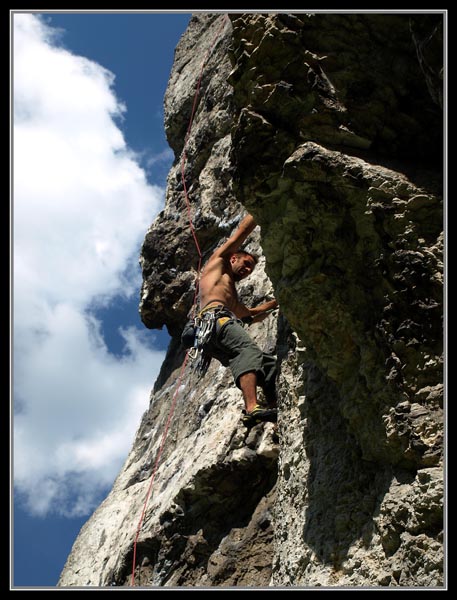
[130,14,229,587]
[181,13,230,314]
[130,351,190,586]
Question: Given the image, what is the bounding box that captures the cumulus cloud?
[13,14,167,516]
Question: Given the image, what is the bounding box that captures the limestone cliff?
[58,13,444,588]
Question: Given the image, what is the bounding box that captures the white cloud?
[146,146,174,167]
[13,14,167,516]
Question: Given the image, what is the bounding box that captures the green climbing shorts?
[205,317,277,392]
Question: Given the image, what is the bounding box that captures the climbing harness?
[131,15,230,587]
[186,304,235,375]
[188,311,216,359]
[183,303,279,376]
[188,310,216,375]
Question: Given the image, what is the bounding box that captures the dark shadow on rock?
[300,361,389,568]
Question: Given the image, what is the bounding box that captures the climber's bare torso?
[198,214,278,323]
[200,254,256,318]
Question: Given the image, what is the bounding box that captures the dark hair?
[233,250,258,265]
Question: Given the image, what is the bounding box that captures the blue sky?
[12,11,191,587]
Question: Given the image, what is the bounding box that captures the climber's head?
[229,251,257,281]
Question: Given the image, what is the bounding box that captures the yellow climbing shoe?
[242,405,278,429]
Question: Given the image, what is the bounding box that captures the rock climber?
[182,213,279,428]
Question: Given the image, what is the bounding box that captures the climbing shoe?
[242,405,278,429]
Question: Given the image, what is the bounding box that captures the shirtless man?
[194,213,278,427]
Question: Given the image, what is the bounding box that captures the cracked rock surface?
[59,13,444,588]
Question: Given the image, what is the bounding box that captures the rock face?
[58,13,444,588]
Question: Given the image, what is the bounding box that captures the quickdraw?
[188,311,218,375]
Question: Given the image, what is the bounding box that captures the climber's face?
[230,253,256,281]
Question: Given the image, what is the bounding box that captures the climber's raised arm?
[208,214,257,263]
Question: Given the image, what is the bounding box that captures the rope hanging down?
[130,353,190,586]
[130,15,230,587]
[181,14,230,314]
